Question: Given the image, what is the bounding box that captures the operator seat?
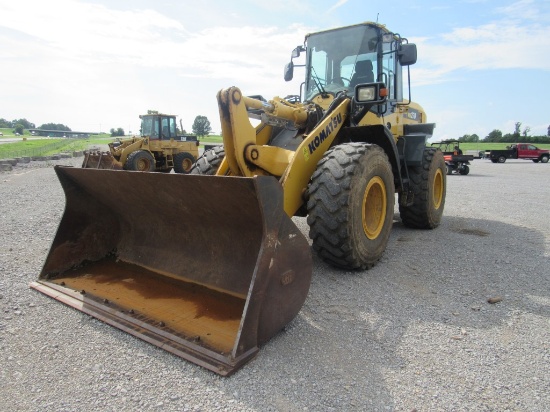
[161,126,169,140]
[349,60,374,89]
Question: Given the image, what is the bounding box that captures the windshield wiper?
[311,67,329,98]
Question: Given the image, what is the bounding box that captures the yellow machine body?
[32,22,446,376]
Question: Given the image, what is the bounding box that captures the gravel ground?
[1,156,549,411]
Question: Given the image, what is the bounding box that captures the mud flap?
[30,166,312,376]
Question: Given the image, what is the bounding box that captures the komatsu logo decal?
[304,113,342,159]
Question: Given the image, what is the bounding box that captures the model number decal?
[404,108,420,121]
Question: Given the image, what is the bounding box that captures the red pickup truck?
[485,143,550,163]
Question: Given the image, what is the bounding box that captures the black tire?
[459,165,470,175]
[533,159,539,163]
[498,156,506,163]
[124,150,155,171]
[190,146,225,175]
[399,148,446,229]
[490,159,498,163]
[540,155,549,163]
[307,143,395,270]
[446,164,453,175]
[173,152,196,174]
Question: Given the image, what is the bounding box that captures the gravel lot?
[1,156,549,411]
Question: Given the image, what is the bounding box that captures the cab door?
[523,144,539,159]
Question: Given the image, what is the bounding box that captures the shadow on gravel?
[247,215,549,410]
[16,214,549,411]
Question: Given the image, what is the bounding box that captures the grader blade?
[31,166,312,376]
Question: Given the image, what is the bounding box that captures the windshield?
[305,25,381,101]
[141,116,158,137]
[141,116,177,139]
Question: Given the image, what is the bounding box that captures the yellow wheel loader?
[31,22,446,376]
[82,112,200,173]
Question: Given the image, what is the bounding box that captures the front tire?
[540,155,549,163]
[399,148,446,229]
[125,150,155,171]
[307,143,395,270]
[459,165,470,175]
[173,152,196,174]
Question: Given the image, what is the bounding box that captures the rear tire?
[125,150,155,172]
[307,143,395,270]
[446,164,453,175]
[190,146,225,175]
[173,152,196,174]
[399,148,446,229]
[498,156,506,163]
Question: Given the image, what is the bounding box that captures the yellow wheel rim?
[432,168,444,210]
[137,159,150,171]
[182,158,193,172]
[362,176,387,240]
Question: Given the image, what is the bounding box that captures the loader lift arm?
[217,86,350,216]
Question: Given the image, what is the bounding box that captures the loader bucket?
[30,166,312,376]
[82,150,122,169]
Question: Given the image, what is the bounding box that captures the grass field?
[1,128,548,159]
[0,134,116,158]
[0,132,224,159]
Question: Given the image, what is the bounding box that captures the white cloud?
[0,1,312,132]
[327,0,348,13]
[411,16,550,86]
[496,0,546,21]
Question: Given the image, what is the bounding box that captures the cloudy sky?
[1,0,549,140]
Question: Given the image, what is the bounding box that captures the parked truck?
[485,143,549,163]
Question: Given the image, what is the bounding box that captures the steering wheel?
[334,77,351,86]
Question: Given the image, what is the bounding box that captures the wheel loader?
[82,112,200,173]
[31,22,446,376]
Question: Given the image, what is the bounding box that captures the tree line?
[0,118,71,135]
[5,115,546,142]
[458,122,550,144]
[1,115,213,138]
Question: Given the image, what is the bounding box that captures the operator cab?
[285,23,417,110]
[140,114,177,140]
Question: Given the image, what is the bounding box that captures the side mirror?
[284,61,294,82]
[399,43,417,66]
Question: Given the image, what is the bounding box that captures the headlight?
[357,86,375,102]
[354,82,388,105]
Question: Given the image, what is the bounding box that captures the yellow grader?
[31,22,446,376]
[82,112,199,173]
